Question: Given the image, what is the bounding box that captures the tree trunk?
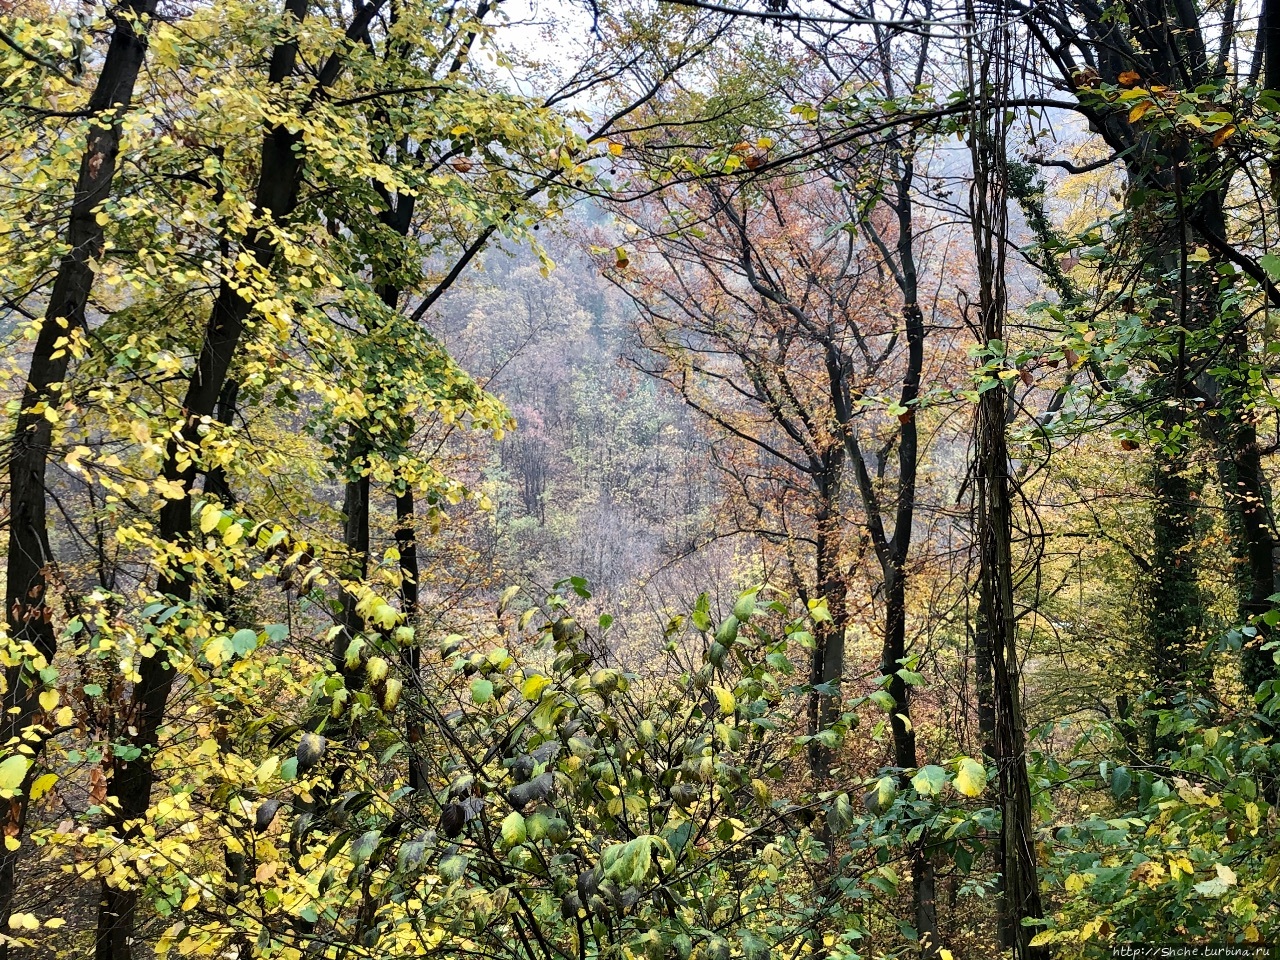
[0,0,157,946]
[808,492,848,780]
[336,461,371,683]
[1210,361,1280,697]
[914,851,940,960]
[95,2,312,954]
[974,610,997,759]
[1233,418,1280,692]
[975,382,1046,960]
[395,488,425,791]
[882,567,917,771]
[883,564,940,960]
[966,5,1046,949]
[1146,444,1207,747]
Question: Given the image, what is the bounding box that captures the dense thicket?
[2,0,1280,956]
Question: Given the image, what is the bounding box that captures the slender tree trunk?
[395,489,425,791]
[95,2,312,954]
[884,565,939,960]
[914,852,939,960]
[336,459,371,683]
[882,568,917,771]
[1208,342,1280,697]
[202,380,240,506]
[974,400,1045,956]
[967,4,1046,951]
[204,380,241,620]
[1264,0,1280,198]
[0,0,157,946]
[1232,417,1280,692]
[974,610,997,759]
[808,491,848,780]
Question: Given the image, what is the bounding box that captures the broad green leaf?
[471,679,494,704]
[0,756,32,792]
[501,811,527,848]
[911,765,947,796]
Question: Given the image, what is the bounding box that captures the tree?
[1,0,157,942]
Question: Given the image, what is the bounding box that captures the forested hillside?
[2,0,1280,956]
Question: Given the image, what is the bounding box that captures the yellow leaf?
[953,758,987,797]
[712,686,736,715]
[1212,124,1236,147]
[30,773,58,801]
[522,674,550,701]
[54,706,73,727]
[199,504,222,534]
[1128,101,1153,123]
[222,523,243,546]
[608,142,623,157]
[44,918,64,930]
[255,756,280,784]
[38,690,58,711]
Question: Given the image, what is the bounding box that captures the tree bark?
[966,2,1046,949]
[0,0,157,946]
[807,481,848,780]
[974,391,1046,957]
[395,489,426,791]
[336,462,371,683]
[1147,445,1207,734]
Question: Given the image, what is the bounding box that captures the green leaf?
[876,775,897,810]
[230,628,259,656]
[471,678,494,704]
[438,853,468,881]
[911,765,947,796]
[869,690,895,710]
[1110,765,1132,799]
[501,811,527,848]
[0,755,32,792]
[692,593,711,632]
